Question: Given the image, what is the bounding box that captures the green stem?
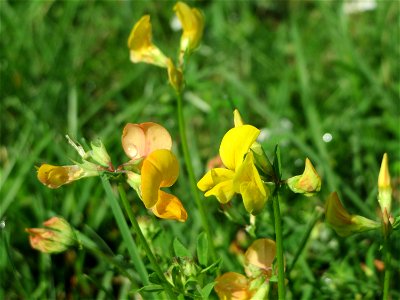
[382,235,391,300]
[288,209,323,274]
[100,175,149,285]
[176,91,216,262]
[117,184,176,299]
[273,190,286,299]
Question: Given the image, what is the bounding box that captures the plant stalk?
[273,190,286,299]
[176,91,216,262]
[117,184,175,299]
[100,175,149,285]
[382,235,391,300]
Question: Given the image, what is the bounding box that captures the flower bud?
[26,217,75,254]
[325,192,380,237]
[89,140,111,168]
[167,59,183,92]
[287,158,321,196]
[378,153,392,215]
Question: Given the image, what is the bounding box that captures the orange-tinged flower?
[26,217,75,254]
[127,15,169,67]
[37,164,83,189]
[173,2,204,54]
[141,149,187,222]
[122,122,172,161]
[214,272,253,300]
[244,238,276,279]
[287,158,321,196]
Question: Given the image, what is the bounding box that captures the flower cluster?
[214,238,277,299]
[325,153,394,237]
[127,2,204,91]
[197,110,321,215]
[37,122,187,222]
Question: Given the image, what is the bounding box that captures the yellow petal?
[127,15,169,67]
[214,272,253,300]
[219,125,260,171]
[234,152,268,214]
[122,122,172,160]
[37,164,83,189]
[197,168,235,204]
[151,191,188,222]
[174,2,204,53]
[244,238,276,278]
[141,149,179,208]
[233,109,245,127]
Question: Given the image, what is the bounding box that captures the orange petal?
[214,272,253,300]
[151,191,187,222]
[122,122,172,160]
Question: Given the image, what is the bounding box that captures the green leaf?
[196,232,208,266]
[173,238,191,257]
[200,282,215,299]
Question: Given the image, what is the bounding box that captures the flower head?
[127,15,169,67]
[287,158,321,196]
[174,2,204,54]
[122,122,172,161]
[26,217,75,254]
[214,272,254,300]
[244,238,276,279]
[325,192,380,237]
[198,118,269,214]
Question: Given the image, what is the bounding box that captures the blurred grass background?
[1,0,399,299]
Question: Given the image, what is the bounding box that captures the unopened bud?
[287,158,321,196]
[378,153,392,215]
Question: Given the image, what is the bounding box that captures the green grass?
[1,0,399,299]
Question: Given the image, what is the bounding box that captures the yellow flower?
[122,122,172,161]
[244,238,276,279]
[141,149,187,222]
[287,158,321,196]
[173,2,204,54]
[198,125,269,214]
[378,153,392,215]
[127,15,169,67]
[25,217,75,254]
[37,164,97,189]
[325,192,380,237]
[214,272,253,300]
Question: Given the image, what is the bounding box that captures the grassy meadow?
[1,0,399,299]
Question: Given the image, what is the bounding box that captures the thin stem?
[382,235,391,300]
[176,91,217,262]
[273,190,286,299]
[100,175,149,285]
[288,209,323,274]
[117,184,176,299]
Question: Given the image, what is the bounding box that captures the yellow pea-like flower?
[214,272,253,300]
[198,124,269,214]
[174,2,204,54]
[37,164,83,189]
[127,15,169,67]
